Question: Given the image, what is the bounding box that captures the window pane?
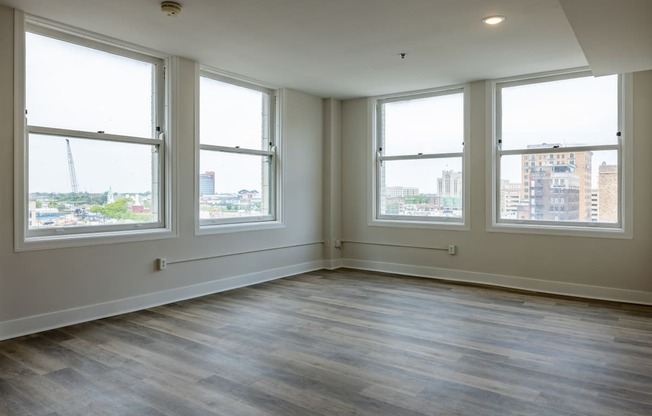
[500,75,618,150]
[199,151,271,220]
[200,77,269,150]
[382,92,463,156]
[499,150,617,223]
[28,134,159,229]
[379,158,463,218]
[26,32,155,138]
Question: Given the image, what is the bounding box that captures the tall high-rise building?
[520,144,592,221]
[199,171,215,196]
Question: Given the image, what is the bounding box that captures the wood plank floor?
[2,269,652,416]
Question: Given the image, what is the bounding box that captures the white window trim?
[13,12,177,251]
[486,68,633,239]
[195,66,284,235]
[368,84,471,231]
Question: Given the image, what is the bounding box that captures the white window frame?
[369,85,470,230]
[196,67,282,234]
[14,13,175,251]
[488,69,633,239]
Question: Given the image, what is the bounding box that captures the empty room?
[1,0,651,415]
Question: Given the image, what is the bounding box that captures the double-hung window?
[375,87,466,225]
[494,71,626,233]
[198,71,277,228]
[19,19,167,249]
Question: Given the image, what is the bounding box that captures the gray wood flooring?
[1,269,652,415]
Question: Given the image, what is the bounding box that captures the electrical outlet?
[448,245,456,255]
[157,258,167,270]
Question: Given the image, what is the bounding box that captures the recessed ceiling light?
[482,15,506,25]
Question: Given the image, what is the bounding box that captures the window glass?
[199,73,275,226]
[26,32,155,138]
[380,158,463,218]
[382,93,463,156]
[376,89,465,223]
[24,26,164,238]
[199,150,272,220]
[500,75,618,150]
[200,77,268,150]
[28,134,158,229]
[497,74,620,227]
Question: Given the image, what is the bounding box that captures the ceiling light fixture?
[482,15,506,25]
[161,1,182,17]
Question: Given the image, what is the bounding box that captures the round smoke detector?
[161,1,182,16]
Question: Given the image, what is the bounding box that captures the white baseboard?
[323,258,343,270]
[342,259,652,306]
[4,258,649,341]
[0,260,325,342]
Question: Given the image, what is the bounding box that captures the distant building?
[521,144,591,221]
[386,186,419,198]
[500,180,521,218]
[238,189,259,200]
[591,190,599,222]
[598,162,618,222]
[199,171,215,196]
[437,170,463,198]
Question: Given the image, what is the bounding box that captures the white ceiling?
[0,0,648,99]
[559,0,652,77]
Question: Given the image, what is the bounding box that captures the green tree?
[90,198,132,219]
[405,195,427,204]
[90,197,152,222]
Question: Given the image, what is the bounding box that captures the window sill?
[16,227,177,252]
[488,221,632,239]
[197,220,285,235]
[369,217,469,231]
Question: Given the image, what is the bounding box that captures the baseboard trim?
[0,260,325,341]
[323,258,343,270]
[4,258,649,341]
[342,259,652,306]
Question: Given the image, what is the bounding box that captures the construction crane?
[66,139,79,194]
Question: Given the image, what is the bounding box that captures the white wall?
[0,6,325,340]
[341,74,652,303]
[2,4,651,341]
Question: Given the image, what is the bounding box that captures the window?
[18,19,168,248]
[373,87,466,226]
[494,71,626,233]
[198,71,277,228]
